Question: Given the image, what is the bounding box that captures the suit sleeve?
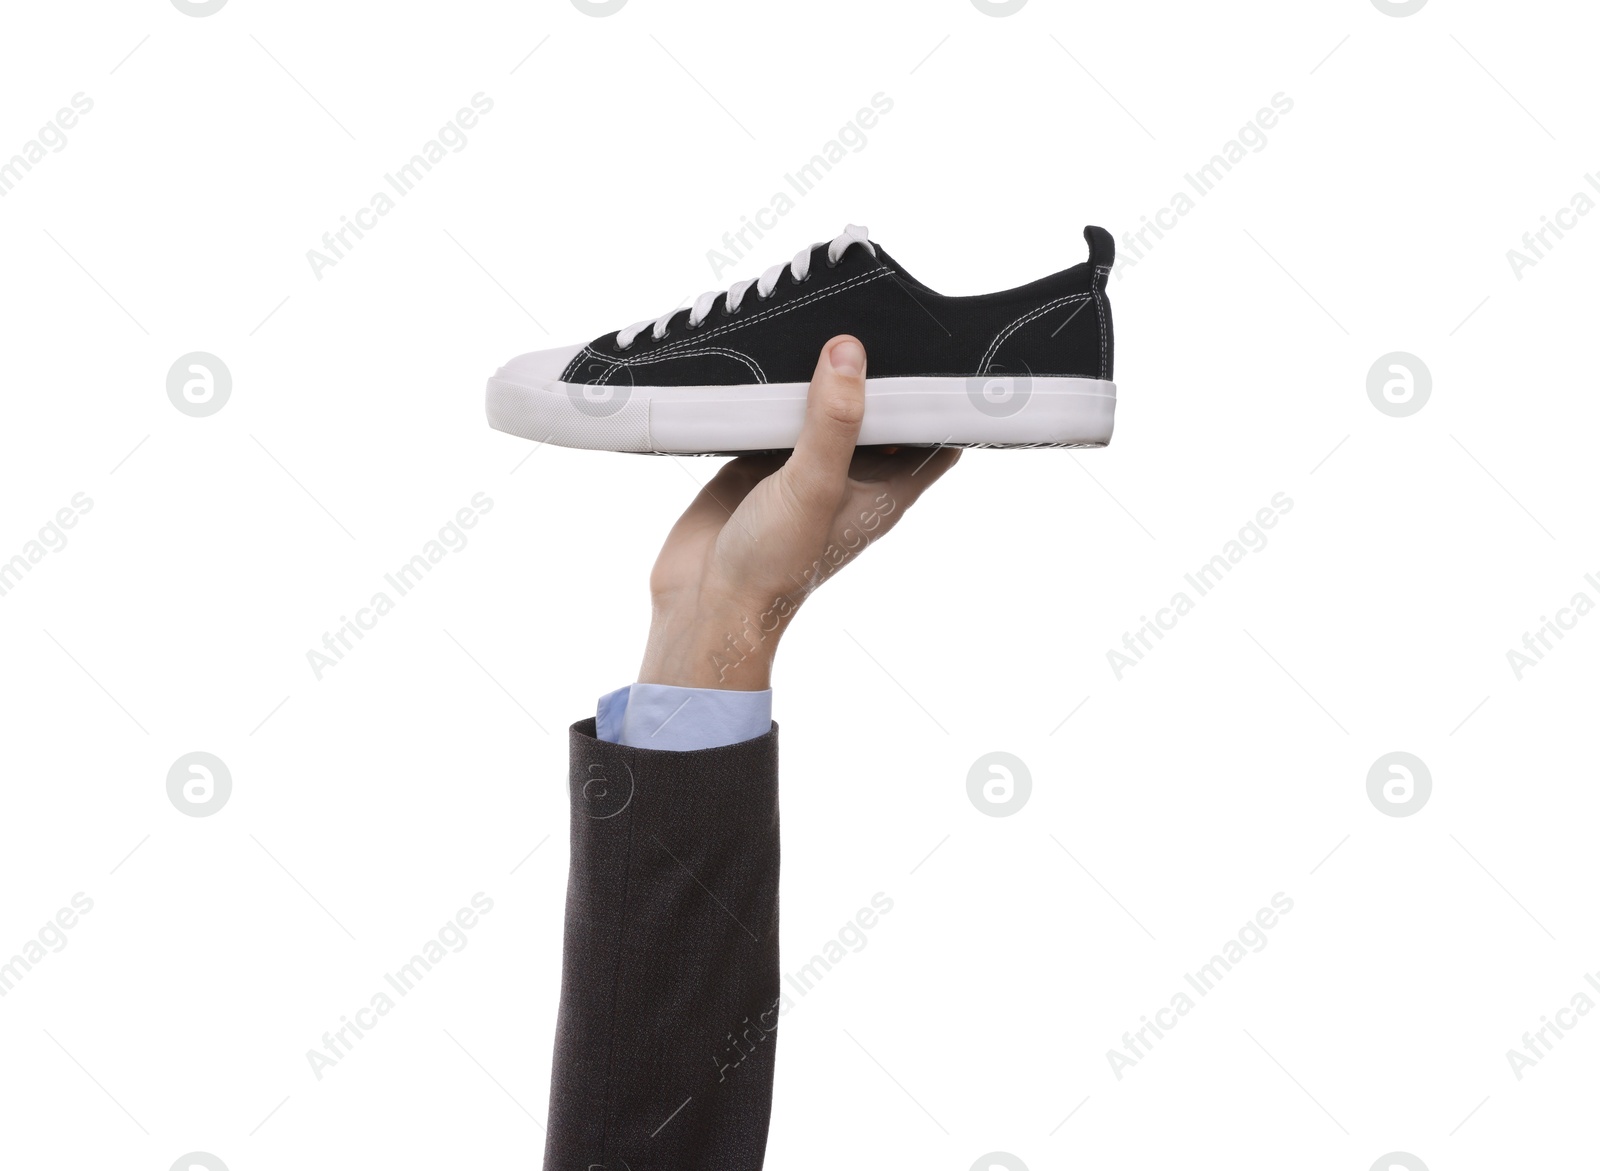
[543,717,781,1171]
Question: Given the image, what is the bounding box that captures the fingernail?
[829,339,865,377]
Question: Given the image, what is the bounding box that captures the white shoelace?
[613,224,875,350]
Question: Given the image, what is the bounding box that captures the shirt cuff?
[596,682,773,751]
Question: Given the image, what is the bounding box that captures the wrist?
[639,592,789,690]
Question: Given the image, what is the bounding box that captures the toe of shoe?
[494,342,586,387]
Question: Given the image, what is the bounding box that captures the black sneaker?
[486,224,1116,454]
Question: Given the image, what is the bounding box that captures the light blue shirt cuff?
[596,683,773,751]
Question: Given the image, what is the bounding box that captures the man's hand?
[639,336,961,690]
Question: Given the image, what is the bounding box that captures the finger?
[864,445,962,517]
[892,444,962,499]
[784,336,866,507]
[846,443,959,485]
[669,454,782,538]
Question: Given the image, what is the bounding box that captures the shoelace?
[614,224,875,350]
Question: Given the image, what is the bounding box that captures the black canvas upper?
[559,226,1115,388]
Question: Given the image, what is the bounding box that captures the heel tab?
[1084,225,1114,270]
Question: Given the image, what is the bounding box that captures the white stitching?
[978,293,1092,373]
[594,345,767,386]
[654,346,765,383]
[562,345,618,383]
[1093,264,1110,381]
[594,345,764,386]
[691,347,766,383]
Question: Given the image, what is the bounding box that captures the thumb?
[785,336,866,504]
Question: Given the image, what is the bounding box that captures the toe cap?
[495,342,587,387]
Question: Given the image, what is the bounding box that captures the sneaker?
[485,224,1116,454]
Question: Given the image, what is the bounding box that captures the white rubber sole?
[486,372,1116,454]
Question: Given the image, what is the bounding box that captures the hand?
[639,336,961,690]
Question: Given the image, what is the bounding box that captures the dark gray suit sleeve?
[543,718,780,1171]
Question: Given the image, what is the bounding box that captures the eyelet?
[654,328,670,341]
[791,268,811,285]
[613,340,632,353]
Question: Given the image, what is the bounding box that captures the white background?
[2,1,1597,1168]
